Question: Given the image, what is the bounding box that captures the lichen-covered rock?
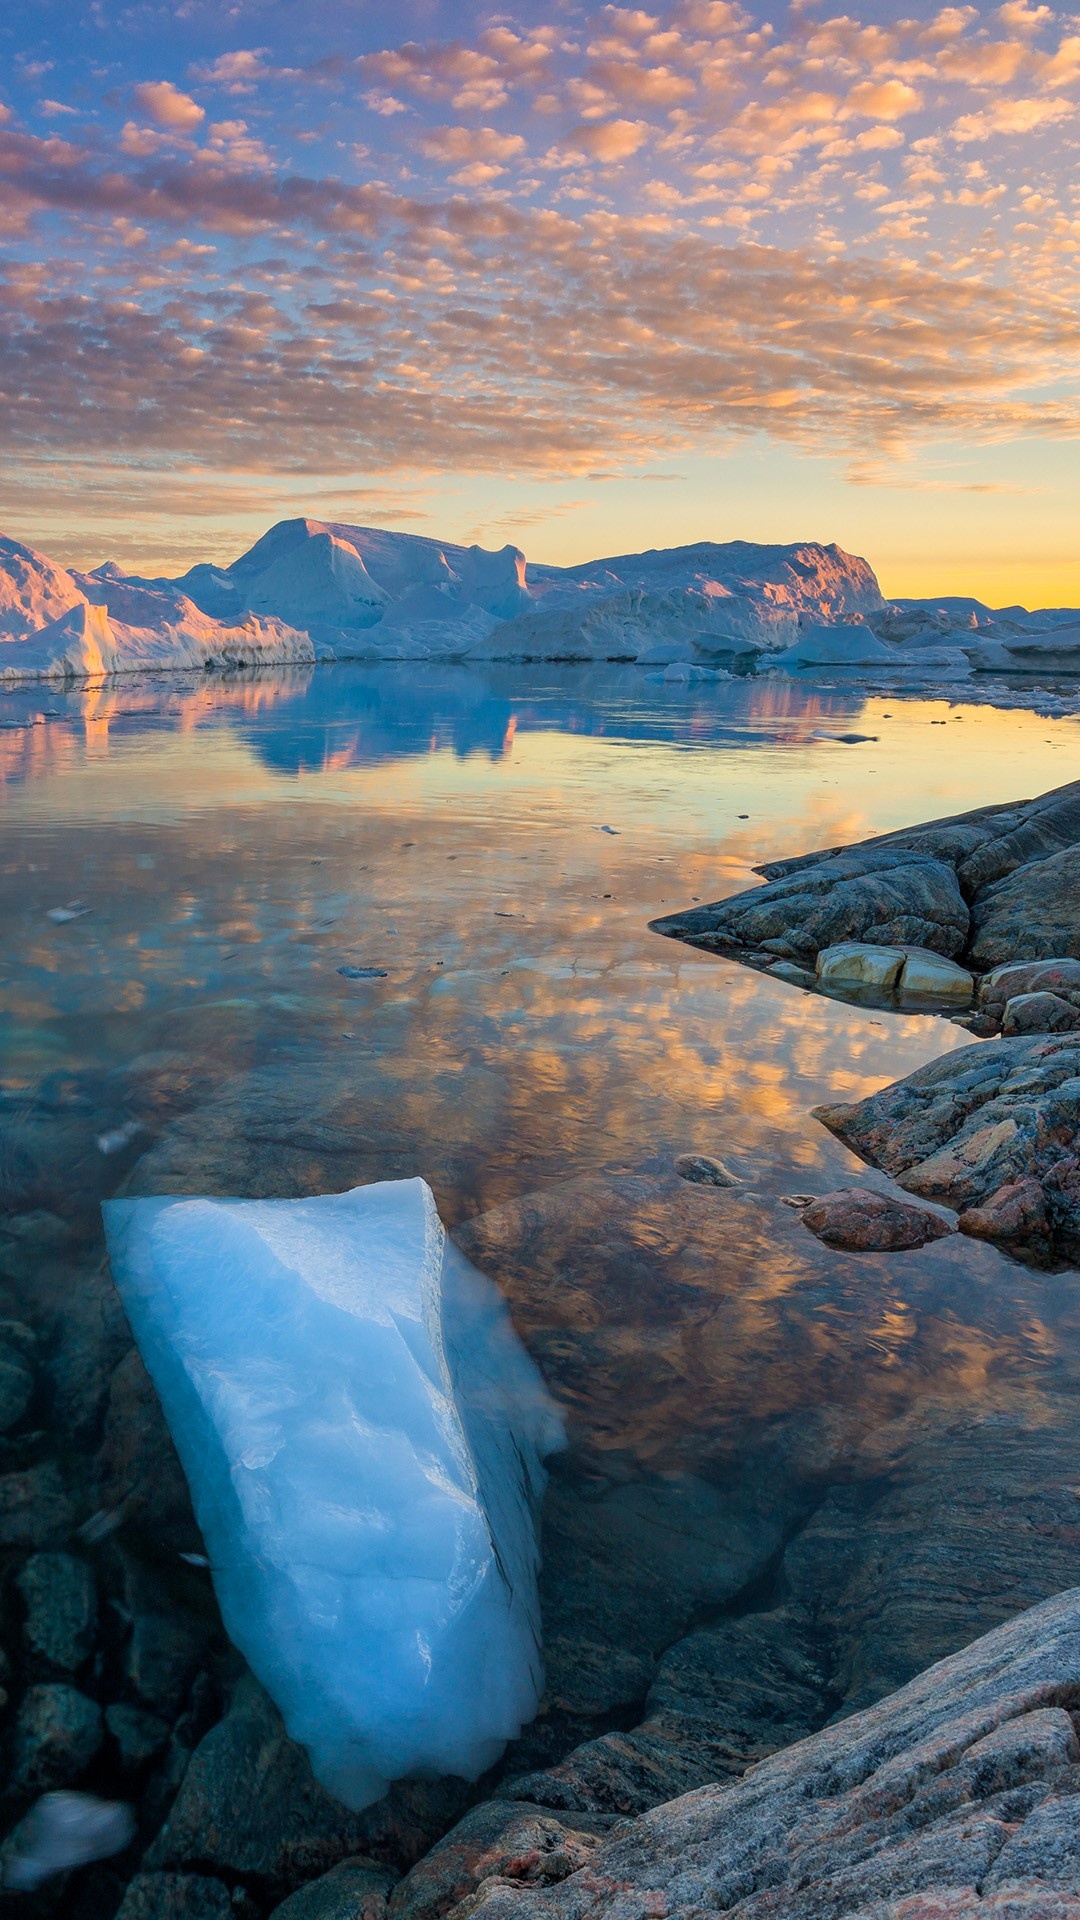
[958,1179,1051,1250]
[799,1189,953,1253]
[389,1804,604,1920]
[443,1586,1080,1920]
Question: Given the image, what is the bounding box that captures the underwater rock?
[799,1188,953,1252]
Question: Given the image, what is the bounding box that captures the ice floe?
[102,1177,564,1809]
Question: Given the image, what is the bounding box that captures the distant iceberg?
[102,1179,564,1810]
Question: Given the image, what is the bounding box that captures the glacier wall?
[102,1178,564,1810]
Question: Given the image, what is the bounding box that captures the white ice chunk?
[3,1793,136,1891]
[102,1178,564,1810]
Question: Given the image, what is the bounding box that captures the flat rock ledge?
[652,777,1080,1025]
[424,1586,1080,1920]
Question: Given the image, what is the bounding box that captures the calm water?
[3,662,1080,1542]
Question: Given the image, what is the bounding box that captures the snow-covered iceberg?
[102,1178,564,1810]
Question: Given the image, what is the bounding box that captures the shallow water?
[4,662,1080,1821]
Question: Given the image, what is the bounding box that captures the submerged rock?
[799,1188,953,1252]
[673,1153,738,1187]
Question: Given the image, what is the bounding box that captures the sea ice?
[102,1178,564,1810]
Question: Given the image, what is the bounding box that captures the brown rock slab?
[800,1189,953,1252]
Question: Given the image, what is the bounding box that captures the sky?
[2,0,1080,604]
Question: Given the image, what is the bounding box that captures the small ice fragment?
[594,825,620,835]
[337,965,388,979]
[102,1178,565,1811]
[96,1121,141,1156]
[178,1551,210,1568]
[3,1792,135,1891]
[74,1509,122,1546]
[46,903,90,924]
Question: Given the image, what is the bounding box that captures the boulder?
[979,957,1080,1020]
[898,950,973,1001]
[969,846,1080,969]
[958,1178,1051,1249]
[1003,991,1080,1035]
[816,943,907,989]
[799,1189,953,1253]
[445,1587,1080,1920]
[813,1032,1080,1249]
[388,1804,603,1920]
[653,848,969,966]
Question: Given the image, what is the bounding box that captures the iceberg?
[101,1178,564,1810]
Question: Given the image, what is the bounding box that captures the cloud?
[130,81,205,131]
[418,126,527,165]
[562,118,650,160]
[949,95,1075,140]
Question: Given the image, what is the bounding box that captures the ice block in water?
[102,1178,564,1809]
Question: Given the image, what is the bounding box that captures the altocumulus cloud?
[2,0,1080,491]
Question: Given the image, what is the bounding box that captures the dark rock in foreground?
[653,777,1080,1005]
[440,1586,1080,1920]
[798,1188,953,1252]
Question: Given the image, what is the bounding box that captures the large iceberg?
[101,1178,564,1810]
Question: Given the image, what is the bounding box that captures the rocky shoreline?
[655,777,1080,1265]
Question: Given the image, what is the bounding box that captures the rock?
[115,1872,237,1919]
[979,956,1080,1020]
[653,846,969,966]
[800,1189,953,1253]
[388,1804,602,1920]
[958,1178,1051,1249]
[970,845,1080,969]
[816,943,907,989]
[447,1586,1080,1920]
[270,1857,397,1920]
[813,1032,1080,1255]
[96,1345,200,1550]
[0,1336,34,1432]
[655,777,1080,992]
[106,1701,170,1770]
[17,1552,97,1670]
[898,950,974,1001]
[125,1603,208,1718]
[495,1607,832,1819]
[1003,990,1080,1034]
[145,1675,471,1894]
[673,1153,737,1187]
[766,960,816,987]
[11,1683,104,1791]
[0,1462,74,1549]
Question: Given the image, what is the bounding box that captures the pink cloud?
[130,81,205,131]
